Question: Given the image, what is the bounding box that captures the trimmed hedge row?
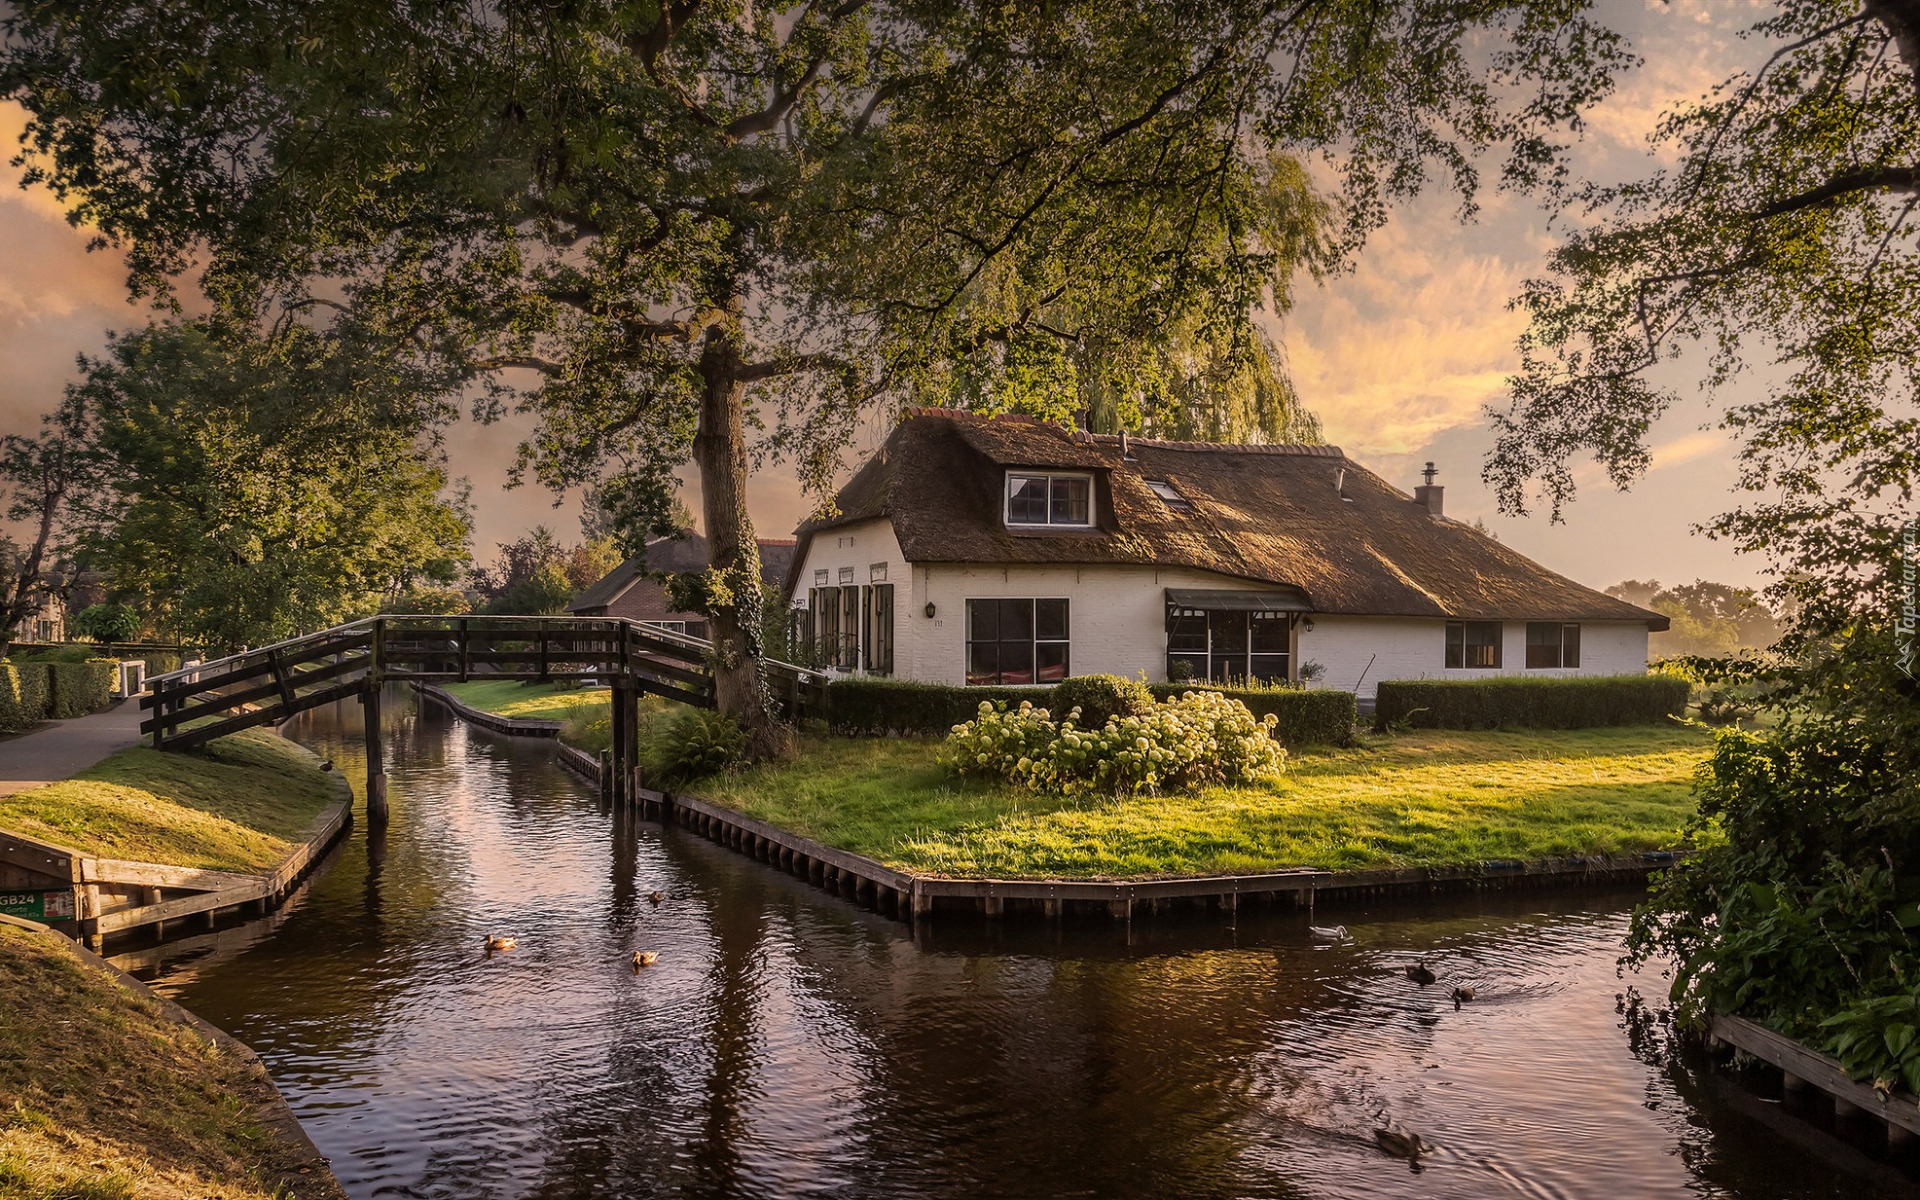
[1147,684,1357,747]
[1372,675,1689,731]
[47,660,116,719]
[825,678,1048,737]
[0,658,117,732]
[824,676,1358,747]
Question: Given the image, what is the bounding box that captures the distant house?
[569,532,797,637]
[7,589,66,645]
[786,409,1667,699]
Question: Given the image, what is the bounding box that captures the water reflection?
[121,693,1912,1200]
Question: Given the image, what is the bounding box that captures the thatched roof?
[791,410,1666,628]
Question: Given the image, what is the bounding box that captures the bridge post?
[362,682,389,826]
[609,684,629,805]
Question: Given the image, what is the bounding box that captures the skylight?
[1145,480,1192,512]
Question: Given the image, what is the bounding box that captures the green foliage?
[0,663,50,733]
[826,679,1050,736]
[44,661,115,720]
[1146,682,1356,747]
[1049,674,1154,731]
[382,587,471,616]
[1373,676,1689,732]
[940,691,1285,796]
[1605,579,1785,659]
[69,321,472,652]
[71,603,140,646]
[473,527,618,616]
[639,707,751,791]
[1626,628,1920,1091]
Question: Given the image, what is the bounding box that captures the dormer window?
[1006,472,1092,528]
[1145,480,1192,513]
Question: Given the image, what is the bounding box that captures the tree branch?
[1753,165,1920,218]
[736,352,839,382]
[475,354,566,376]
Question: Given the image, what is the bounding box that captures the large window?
[967,599,1069,685]
[865,584,894,675]
[1006,473,1092,527]
[838,586,861,669]
[1525,622,1581,669]
[1166,606,1292,684]
[1445,621,1503,669]
[808,586,842,666]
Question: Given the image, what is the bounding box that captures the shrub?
[45,660,116,719]
[639,706,750,789]
[1372,675,1689,731]
[1049,674,1153,730]
[939,690,1286,795]
[827,677,1047,736]
[1146,683,1356,746]
[72,603,140,646]
[0,663,50,733]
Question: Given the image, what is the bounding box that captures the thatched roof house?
[571,533,795,636]
[788,410,1664,699]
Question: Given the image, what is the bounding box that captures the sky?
[0,1,1777,592]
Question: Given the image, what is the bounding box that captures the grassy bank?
[439,680,610,726]
[0,922,339,1200]
[0,729,337,873]
[699,725,1710,879]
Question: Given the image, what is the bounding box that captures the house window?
[870,562,887,582]
[838,565,855,584]
[1005,473,1092,527]
[966,599,1069,685]
[811,586,841,665]
[865,584,894,674]
[1145,479,1192,512]
[1526,622,1581,669]
[1445,621,1503,669]
[838,586,861,669]
[643,619,708,638]
[814,569,828,587]
[1166,607,1291,684]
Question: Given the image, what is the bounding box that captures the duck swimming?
[1307,925,1348,940]
[647,891,664,906]
[632,951,659,969]
[1374,1126,1431,1160]
[1405,963,1437,985]
[484,935,516,953]
[1452,986,1476,1010]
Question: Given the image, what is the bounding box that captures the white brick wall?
[791,519,1653,694]
[1297,615,1651,700]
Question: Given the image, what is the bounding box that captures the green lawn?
[0,729,339,873]
[441,679,611,725]
[698,724,1712,880]
[0,924,334,1200]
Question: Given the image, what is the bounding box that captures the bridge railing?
[141,615,829,751]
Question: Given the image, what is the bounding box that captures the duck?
[484,934,516,953]
[1405,963,1437,985]
[1452,986,1476,1010]
[1307,924,1349,940]
[1374,1126,1431,1160]
[632,951,659,969]
[647,891,665,906]
[319,759,334,773]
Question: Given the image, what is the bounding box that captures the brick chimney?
[1413,461,1444,517]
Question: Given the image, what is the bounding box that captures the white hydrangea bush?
[937,690,1286,795]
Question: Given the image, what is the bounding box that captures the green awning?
[1164,588,1311,612]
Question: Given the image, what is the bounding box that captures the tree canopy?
[69,322,473,652]
[2,0,1631,738]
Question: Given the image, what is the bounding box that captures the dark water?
[121,693,1914,1200]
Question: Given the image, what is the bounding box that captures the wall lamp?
[924,602,937,619]
[1302,617,1316,632]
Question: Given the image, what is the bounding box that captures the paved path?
[0,700,146,797]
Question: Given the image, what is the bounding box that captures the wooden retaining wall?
[556,742,1676,926]
[414,683,566,738]
[0,772,353,946]
[1710,1014,1920,1146]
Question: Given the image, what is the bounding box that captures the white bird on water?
[1308,924,1348,940]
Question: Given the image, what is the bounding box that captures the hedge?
[0,663,50,733]
[1372,675,1690,731]
[826,676,1358,747]
[826,678,1050,736]
[46,659,117,719]
[1147,683,1357,747]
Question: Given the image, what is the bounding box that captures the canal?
[118,692,1913,1199]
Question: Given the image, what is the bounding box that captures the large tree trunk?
[693,301,784,757]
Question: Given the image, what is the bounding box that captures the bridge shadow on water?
[114,689,1920,1200]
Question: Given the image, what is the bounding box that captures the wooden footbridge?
[139,616,828,821]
